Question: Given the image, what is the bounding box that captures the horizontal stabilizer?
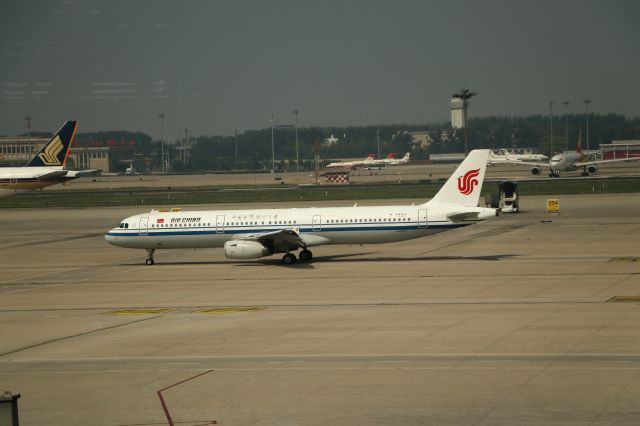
[446,211,480,222]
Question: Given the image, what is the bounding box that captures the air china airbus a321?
[105,149,498,265]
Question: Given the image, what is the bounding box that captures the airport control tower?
[450,97,465,128]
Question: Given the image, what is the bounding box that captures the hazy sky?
[1,0,639,139]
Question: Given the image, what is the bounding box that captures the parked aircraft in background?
[509,131,640,177]
[365,152,411,169]
[0,121,83,197]
[489,149,548,165]
[106,150,498,265]
[325,154,375,169]
[386,152,411,166]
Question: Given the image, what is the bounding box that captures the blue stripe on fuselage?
[105,222,468,237]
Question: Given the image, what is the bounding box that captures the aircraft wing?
[575,157,640,167]
[37,170,72,181]
[446,211,484,222]
[239,229,306,247]
[65,169,100,178]
[237,228,331,249]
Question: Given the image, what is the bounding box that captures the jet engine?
[224,240,271,259]
[587,165,597,174]
[531,167,541,176]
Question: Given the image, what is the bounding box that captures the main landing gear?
[281,249,313,265]
[145,248,155,265]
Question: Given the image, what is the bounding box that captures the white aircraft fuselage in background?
[325,154,375,170]
[106,150,498,265]
[371,152,411,167]
[489,149,547,164]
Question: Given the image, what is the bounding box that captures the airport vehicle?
[511,131,639,177]
[105,150,498,265]
[0,121,81,197]
[488,149,548,165]
[326,154,375,169]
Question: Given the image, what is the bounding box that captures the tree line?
[72,113,640,172]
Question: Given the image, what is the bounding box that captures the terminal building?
[0,136,145,173]
[600,140,640,160]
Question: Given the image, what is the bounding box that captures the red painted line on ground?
[156,370,217,426]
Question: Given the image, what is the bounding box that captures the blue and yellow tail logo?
[38,135,64,165]
[26,120,77,167]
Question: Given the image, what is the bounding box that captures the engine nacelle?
[224,240,271,259]
[531,167,541,176]
[587,165,597,174]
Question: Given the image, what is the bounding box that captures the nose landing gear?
[145,249,155,265]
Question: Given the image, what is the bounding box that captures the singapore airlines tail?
[426,149,489,207]
[25,120,77,168]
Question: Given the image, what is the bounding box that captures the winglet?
[426,149,490,207]
[25,121,78,167]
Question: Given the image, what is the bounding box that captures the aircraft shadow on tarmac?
[122,253,517,268]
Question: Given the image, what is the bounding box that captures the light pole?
[583,100,591,151]
[184,128,188,163]
[159,114,165,173]
[270,112,275,173]
[376,129,380,159]
[549,101,554,156]
[24,116,31,159]
[562,101,569,151]
[451,88,477,156]
[234,129,238,163]
[293,109,299,174]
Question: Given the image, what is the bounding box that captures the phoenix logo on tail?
[457,168,480,195]
[38,135,64,165]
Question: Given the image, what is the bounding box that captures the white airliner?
[385,152,410,166]
[105,150,498,265]
[511,131,639,177]
[325,154,376,170]
[0,121,80,197]
[488,149,548,165]
[365,152,411,169]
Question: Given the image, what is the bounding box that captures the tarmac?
[1,193,639,425]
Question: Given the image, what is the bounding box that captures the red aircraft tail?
[576,129,583,155]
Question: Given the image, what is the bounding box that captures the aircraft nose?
[104,231,117,246]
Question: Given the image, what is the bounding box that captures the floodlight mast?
[159,114,165,173]
[270,112,275,173]
[583,100,591,151]
[451,88,477,156]
[562,101,569,151]
[293,109,299,174]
